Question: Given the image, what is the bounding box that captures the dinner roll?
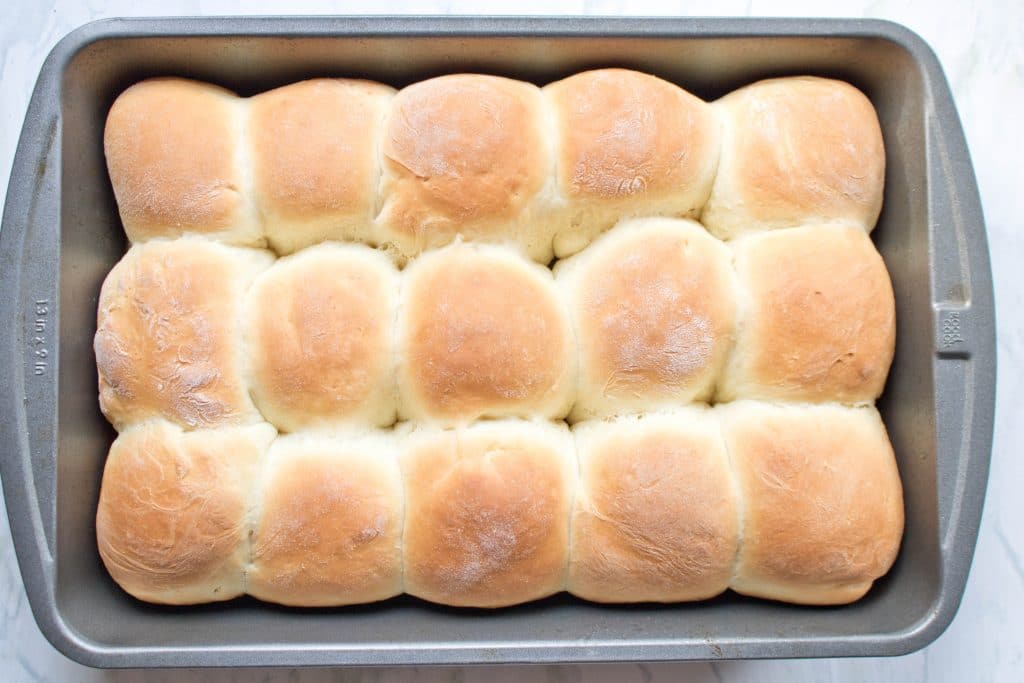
[718,224,895,404]
[401,420,575,607]
[720,401,904,605]
[104,77,262,246]
[249,79,395,254]
[702,76,885,240]
[544,69,720,257]
[243,243,398,432]
[397,242,575,425]
[376,74,553,263]
[556,217,736,421]
[247,431,404,606]
[568,409,739,603]
[96,420,274,604]
[95,239,273,431]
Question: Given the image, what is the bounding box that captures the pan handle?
[926,53,997,617]
[0,60,63,638]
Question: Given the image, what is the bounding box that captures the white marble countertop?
[1,0,1020,680]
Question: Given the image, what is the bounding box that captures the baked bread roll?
[376,74,553,262]
[104,77,262,246]
[243,243,398,432]
[249,79,394,254]
[718,224,895,404]
[94,239,273,431]
[96,420,274,604]
[397,242,575,425]
[544,69,720,257]
[400,420,575,607]
[555,217,736,421]
[568,409,739,603]
[247,431,404,606]
[720,401,904,605]
[702,76,885,240]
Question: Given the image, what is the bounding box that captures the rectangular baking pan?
[0,16,996,667]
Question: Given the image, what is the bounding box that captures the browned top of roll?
[244,244,397,431]
[104,77,251,242]
[94,239,272,430]
[249,78,394,252]
[569,410,739,602]
[379,74,548,243]
[401,421,574,607]
[398,243,574,424]
[721,224,895,403]
[704,76,885,237]
[722,402,904,605]
[557,217,736,419]
[546,68,718,203]
[248,433,403,607]
[95,421,272,604]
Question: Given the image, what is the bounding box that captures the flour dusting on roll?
[95,239,273,431]
[377,74,554,262]
[545,69,720,257]
[247,430,403,606]
[400,420,575,608]
[556,217,736,421]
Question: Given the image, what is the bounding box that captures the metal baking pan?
[0,16,996,668]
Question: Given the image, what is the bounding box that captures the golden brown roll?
[95,420,274,604]
[718,224,895,404]
[702,76,885,240]
[397,242,576,425]
[568,409,739,603]
[544,69,721,257]
[249,79,395,254]
[555,217,736,421]
[247,431,404,606]
[376,74,553,262]
[400,420,576,607]
[720,401,904,605]
[94,239,273,431]
[104,77,263,246]
[243,243,398,432]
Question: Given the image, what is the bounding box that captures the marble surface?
[1,0,1021,680]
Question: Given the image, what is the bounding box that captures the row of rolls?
[104,70,885,262]
[97,403,903,608]
[94,217,896,435]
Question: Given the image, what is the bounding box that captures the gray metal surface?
[0,16,996,668]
